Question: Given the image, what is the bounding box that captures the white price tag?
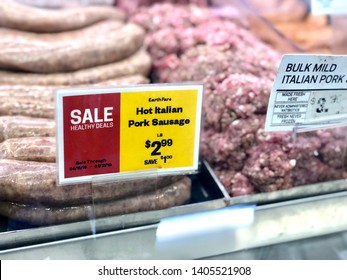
[265,54,347,131]
[311,0,347,15]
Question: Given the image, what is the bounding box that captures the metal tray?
[1,191,347,260]
[228,178,347,207]
[0,160,230,250]
[2,158,347,251]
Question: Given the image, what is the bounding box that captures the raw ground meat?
[242,142,294,192]
[147,19,280,80]
[154,44,278,95]
[130,3,212,31]
[229,172,255,197]
[117,0,208,15]
[293,156,347,187]
[129,3,347,196]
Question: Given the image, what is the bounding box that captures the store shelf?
[1,190,347,259]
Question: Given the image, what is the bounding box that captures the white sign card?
[265,54,347,131]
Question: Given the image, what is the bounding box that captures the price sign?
[265,54,347,131]
[56,84,203,185]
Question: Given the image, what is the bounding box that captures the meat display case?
[0,161,230,251]
[1,165,347,259]
[1,0,347,260]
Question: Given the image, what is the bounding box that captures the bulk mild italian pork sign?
[265,54,347,132]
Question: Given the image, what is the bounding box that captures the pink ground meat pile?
[129,3,347,196]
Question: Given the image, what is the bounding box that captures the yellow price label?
[120,86,202,173]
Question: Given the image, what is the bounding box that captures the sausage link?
[0,22,145,73]
[0,137,56,162]
[0,97,55,119]
[0,177,191,225]
[0,74,149,103]
[0,159,185,206]
[0,74,149,119]
[0,20,124,46]
[0,85,56,103]
[0,0,125,33]
[0,116,55,142]
[0,49,152,85]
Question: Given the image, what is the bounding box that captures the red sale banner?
[62,92,120,179]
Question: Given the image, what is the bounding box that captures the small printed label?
[265,54,347,131]
[56,84,203,185]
